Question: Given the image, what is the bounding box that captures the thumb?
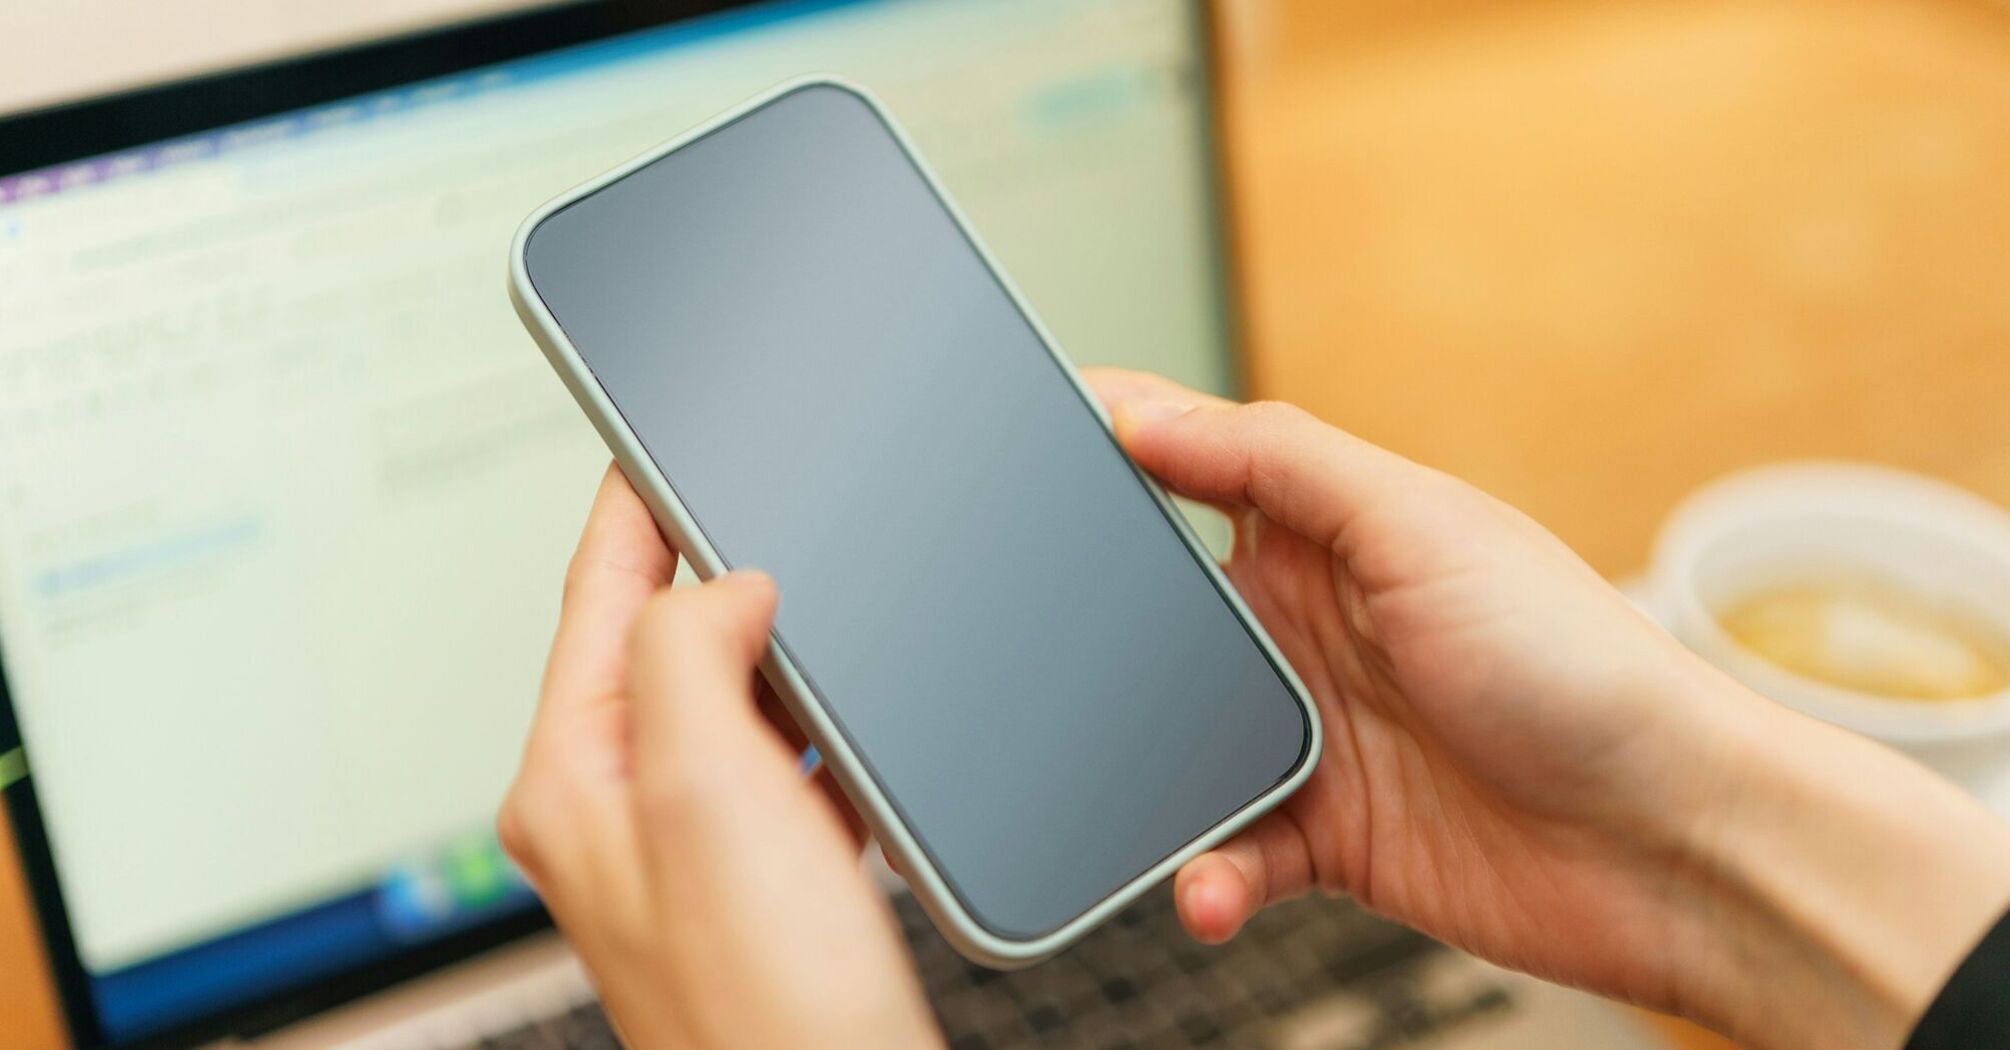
[1083,368,1427,551]
[626,571,786,795]
[1173,812,1320,944]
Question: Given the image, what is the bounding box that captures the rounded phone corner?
[767,74,881,111]
[1286,684,1324,784]
[509,192,573,314]
[900,888,1055,972]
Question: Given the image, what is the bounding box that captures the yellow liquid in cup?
[1717,576,2010,701]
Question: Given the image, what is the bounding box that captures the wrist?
[1670,672,2010,1049]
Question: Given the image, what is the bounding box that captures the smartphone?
[508,79,1319,967]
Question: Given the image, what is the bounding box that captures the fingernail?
[1116,399,1197,428]
[727,569,775,592]
[1182,879,1239,943]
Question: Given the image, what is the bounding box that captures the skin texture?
[501,370,2010,1050]
[497,468,940,1050]
[1087,369,2010,1050]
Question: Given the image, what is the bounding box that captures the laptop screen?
[0,0,1232,1043]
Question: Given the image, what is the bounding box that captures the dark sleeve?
[1908,909,2010,1049]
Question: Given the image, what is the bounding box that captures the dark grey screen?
[523,84,1310,940]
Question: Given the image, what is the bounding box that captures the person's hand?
[497,466,941,1050]
[1084,368,2010,1050]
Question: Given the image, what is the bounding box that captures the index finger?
[1083,368,1422,552]
[1079,366,1233,417]
[538,463,680,712]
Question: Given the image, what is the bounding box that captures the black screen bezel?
[0,1,1244,1046]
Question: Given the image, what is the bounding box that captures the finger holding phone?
[499,466,941,1050]
[1083,369,2010,1050]
[507,389,2010,1050]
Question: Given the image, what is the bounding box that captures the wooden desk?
[1216,0,2010,577]
[0,805,64,1050]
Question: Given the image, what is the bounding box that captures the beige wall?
[0,0,543,113]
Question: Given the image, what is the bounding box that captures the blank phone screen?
[521,83,1310,940]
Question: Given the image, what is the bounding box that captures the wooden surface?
[1216,0,2010,578]
[4,1,2008,1046]
[0,805,64,1050]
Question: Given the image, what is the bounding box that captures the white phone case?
[507,76,1322,968]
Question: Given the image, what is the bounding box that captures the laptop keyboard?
[473,1003,620,1050]
[902,886,1500,1050]
[463,887,1511,1050]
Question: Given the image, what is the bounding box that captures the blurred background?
[0,2,2006,1049]
[1222,0,2009,575]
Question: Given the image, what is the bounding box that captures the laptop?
[0,2,1656,1047]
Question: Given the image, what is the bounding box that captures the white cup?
[1649,463,2010,797]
